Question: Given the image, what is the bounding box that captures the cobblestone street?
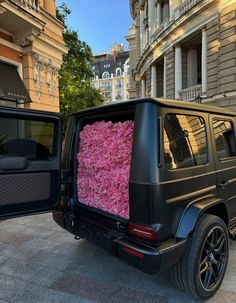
[0,213,236,303]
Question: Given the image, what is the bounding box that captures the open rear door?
[0,106,61,219]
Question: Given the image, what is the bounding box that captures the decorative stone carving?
[45,59,60,102]
[14,29,41,47]
[33,53,60,102]
[174,0,202,20]
[17,0,40,12]
[33,53,45,100]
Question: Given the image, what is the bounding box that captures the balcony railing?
[180,85,202,102]
[151,18,170,41]
[174,0,202,20]
[18,0,40,12]
[100,85,112,90]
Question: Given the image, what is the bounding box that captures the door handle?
[218,181,229,190]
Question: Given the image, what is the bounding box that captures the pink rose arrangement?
[77,120,134,219]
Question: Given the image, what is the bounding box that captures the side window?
[0,117,55,160]
[213,119,236,159]
[164,114,207,169]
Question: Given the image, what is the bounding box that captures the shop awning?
[0,61,31,104]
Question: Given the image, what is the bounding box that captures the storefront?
[0,61,31,107]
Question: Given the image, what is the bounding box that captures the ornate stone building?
[92,44,130,103]
[0,0,67,112]
[128,0,236,110]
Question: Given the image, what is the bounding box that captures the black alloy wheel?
[171,214,229,300]
[199,226,227,291]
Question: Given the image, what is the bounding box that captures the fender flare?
[175,196,228,239]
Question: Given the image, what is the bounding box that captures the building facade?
[92,44,130,103]
[0,0,67,112]
[128,0,236,110]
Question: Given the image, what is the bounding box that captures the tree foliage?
[56,3,103,126]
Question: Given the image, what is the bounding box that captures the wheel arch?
[176,197,229,239]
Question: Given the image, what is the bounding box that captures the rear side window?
[164,114,207,169]
[213,119,236,159]
[0,117,55,160]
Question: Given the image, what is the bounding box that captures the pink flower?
[77,120,134,219]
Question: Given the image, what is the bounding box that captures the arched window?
[102,71,110,79]
[116,68,122,77]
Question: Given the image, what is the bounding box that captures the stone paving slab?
[0,213,235,303]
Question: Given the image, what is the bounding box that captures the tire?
[171,214,229,300]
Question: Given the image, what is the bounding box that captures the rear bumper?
[115,237,187,274]
[52,210,187,274]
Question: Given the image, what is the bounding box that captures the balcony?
[180,85,202,102]
[152,18,170,41]
[100,85,112,90]
[174,0,202,20]
[0,0,43,45]
[17,0,40,12]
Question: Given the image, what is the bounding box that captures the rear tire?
[171,214,229,300]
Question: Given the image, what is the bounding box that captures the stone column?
[156,1,162,28]
[148,0,156,42]
[175,44,182,99]
[187,49,198,87]
[140,9,145,53]
[144,3,148,46]
[141,79,146,98]
[202,28,207,94]
[151,65,157,97]
[135,16,141,59]
[169,0,175,20]
[163,54,167,98]
[163,2,169,20]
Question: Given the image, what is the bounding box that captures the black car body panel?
[1,98,236,276]
[52,98,236,274]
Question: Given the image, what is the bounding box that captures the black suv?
[0,98,235,300]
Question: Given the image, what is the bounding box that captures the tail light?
[128,223,158,241]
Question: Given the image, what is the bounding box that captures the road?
[0,213,236,303]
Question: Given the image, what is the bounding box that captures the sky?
[56,0,133,55]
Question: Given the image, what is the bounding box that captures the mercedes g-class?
[0,98,235,300]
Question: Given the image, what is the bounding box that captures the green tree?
[57,3,104,126]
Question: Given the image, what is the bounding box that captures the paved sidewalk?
[0,214,236,303]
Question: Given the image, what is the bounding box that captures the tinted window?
[0,117,54,160]
[213,119,236,159]
[164,114,207,169]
